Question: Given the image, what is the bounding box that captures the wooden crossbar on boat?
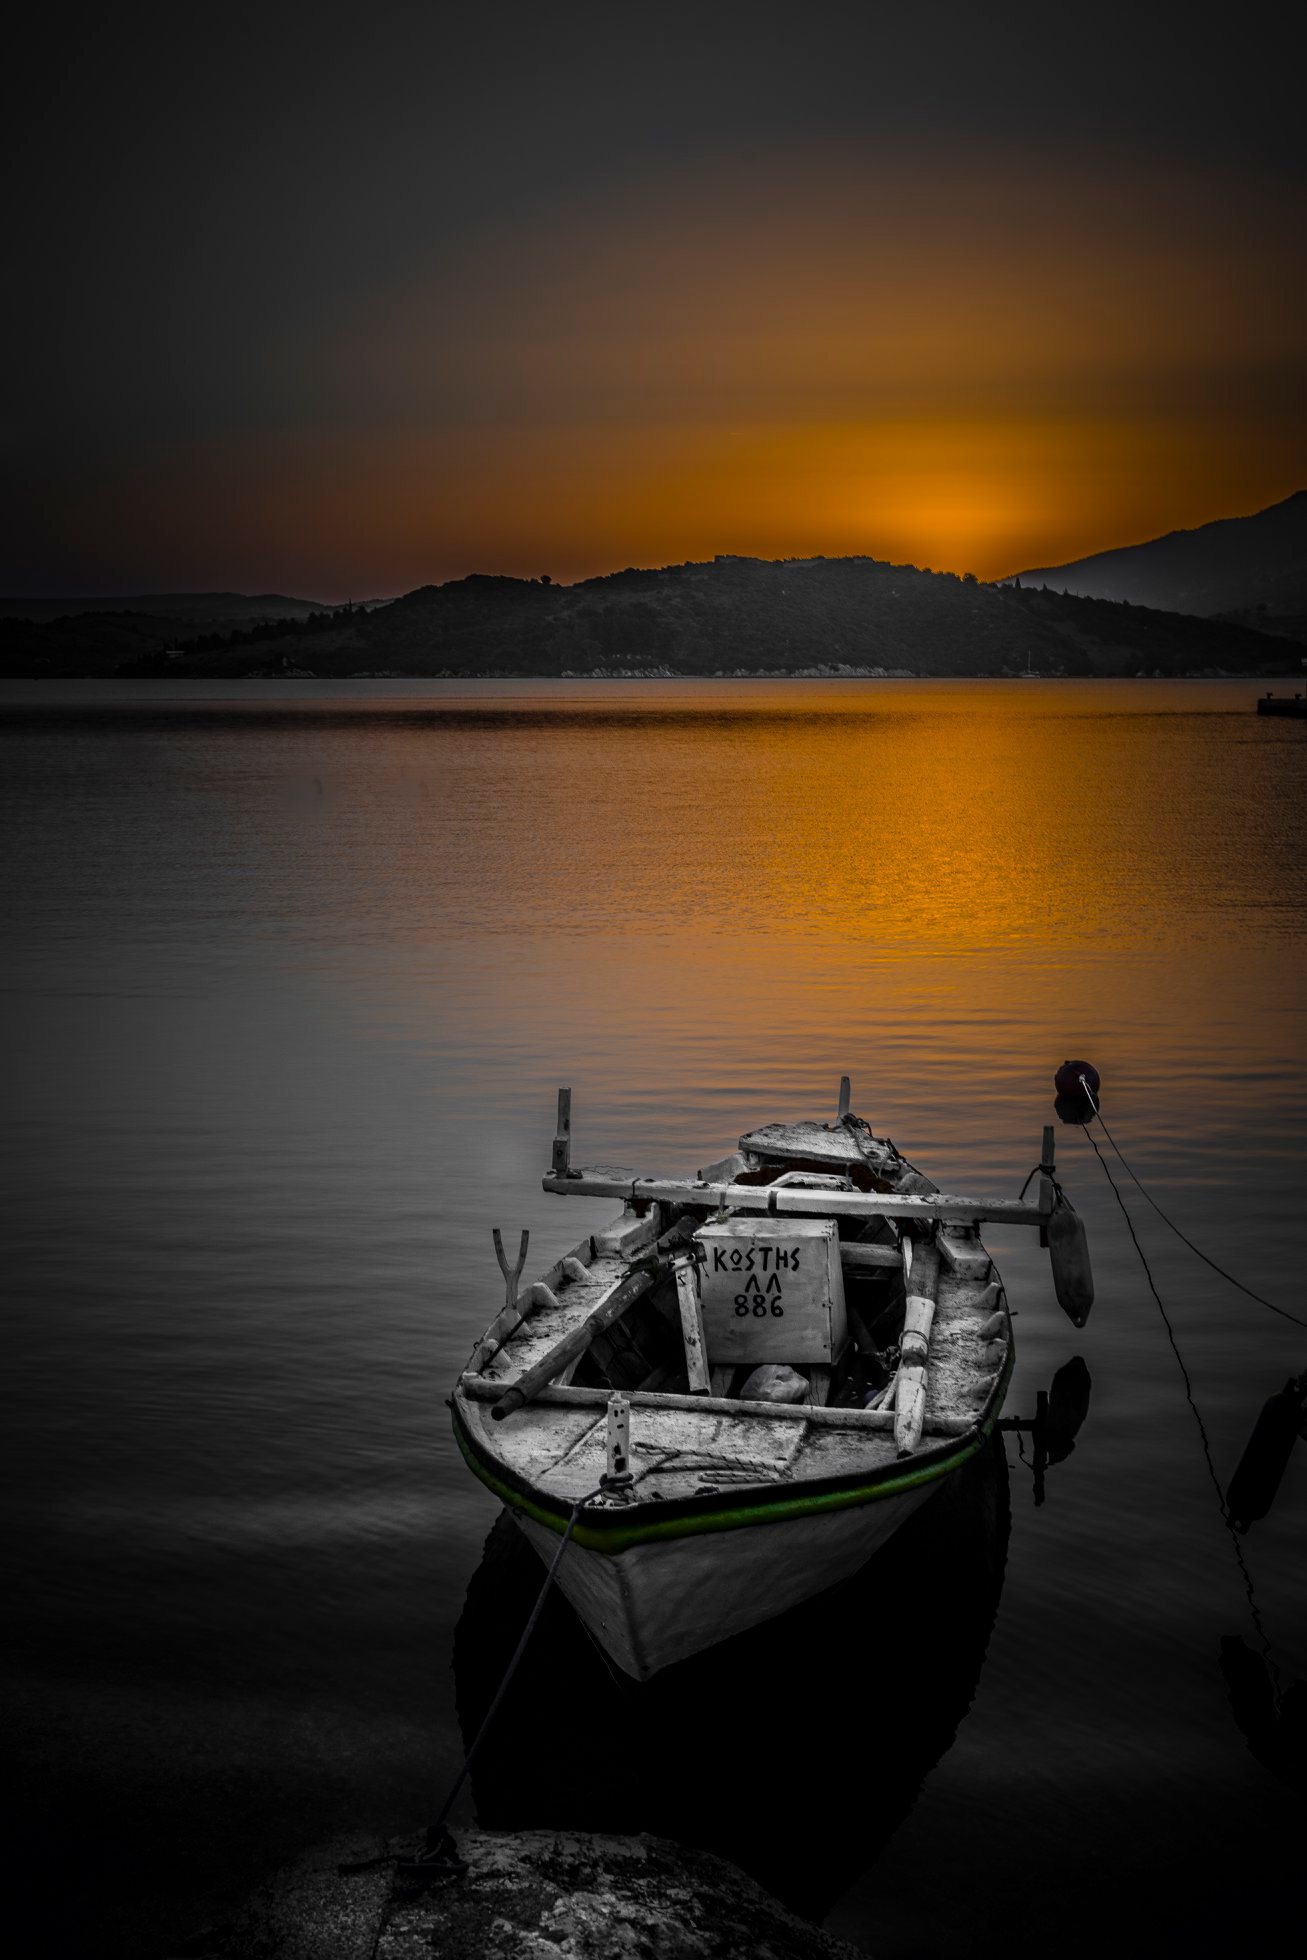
[840,1240,904,1270]
[543,1169,1052,1228]
[458,1371,985,1437]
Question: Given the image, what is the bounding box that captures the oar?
[491,1218,697,1421]
[894,1234,941,1455]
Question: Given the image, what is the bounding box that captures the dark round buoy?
[1055,1059,1100,1101]
[1054,1090,1096,1126]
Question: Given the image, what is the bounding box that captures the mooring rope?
[1075,1078,1307,1333]
[339,1478,614,1880]
[340,1461,682,1882]
[1016,1162,1066,1205]
[1079,1121,1282,1699]
[438,1481,615,1824]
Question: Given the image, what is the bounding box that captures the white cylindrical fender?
[1048,1198,1094,1327]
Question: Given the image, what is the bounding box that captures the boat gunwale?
[450,1336,1013,1553]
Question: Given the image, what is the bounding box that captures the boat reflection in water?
[454,1435,1010,1918]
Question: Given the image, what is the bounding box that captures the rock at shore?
[190,1826,866,1959]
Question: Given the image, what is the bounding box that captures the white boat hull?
[513,1482,936,1680]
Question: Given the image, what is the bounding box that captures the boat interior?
[456,1113,1012,1505]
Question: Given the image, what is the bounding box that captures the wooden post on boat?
[837,1074,852,1121]
[673,1252,711,1394]
[552,1088,573,1178]
[895,1235,941,1455]
[1038,1126,1056,1247]
[606,1391,633,1485]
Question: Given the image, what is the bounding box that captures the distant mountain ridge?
[1,553,1294,681]
[0,592,325,626]
[0,592,377,679]
[3,553,1303,682]
[1007,491,1307,619]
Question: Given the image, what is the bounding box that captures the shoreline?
[0,666,1282,688]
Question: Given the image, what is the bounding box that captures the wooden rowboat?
[451,1082,1060,1680]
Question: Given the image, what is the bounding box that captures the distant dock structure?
[1258,656,1307,715]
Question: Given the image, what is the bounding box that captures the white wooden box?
[694,1218,847,1364]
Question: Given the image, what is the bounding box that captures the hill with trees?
[2,555,1301,680]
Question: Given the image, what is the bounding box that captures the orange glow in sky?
[19,143,1307,596]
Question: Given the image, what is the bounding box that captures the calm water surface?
[3,680,1305,1954]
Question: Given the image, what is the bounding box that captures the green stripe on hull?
[452,1378,1008,1555]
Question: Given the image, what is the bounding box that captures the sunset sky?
[6,1,1305,599]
